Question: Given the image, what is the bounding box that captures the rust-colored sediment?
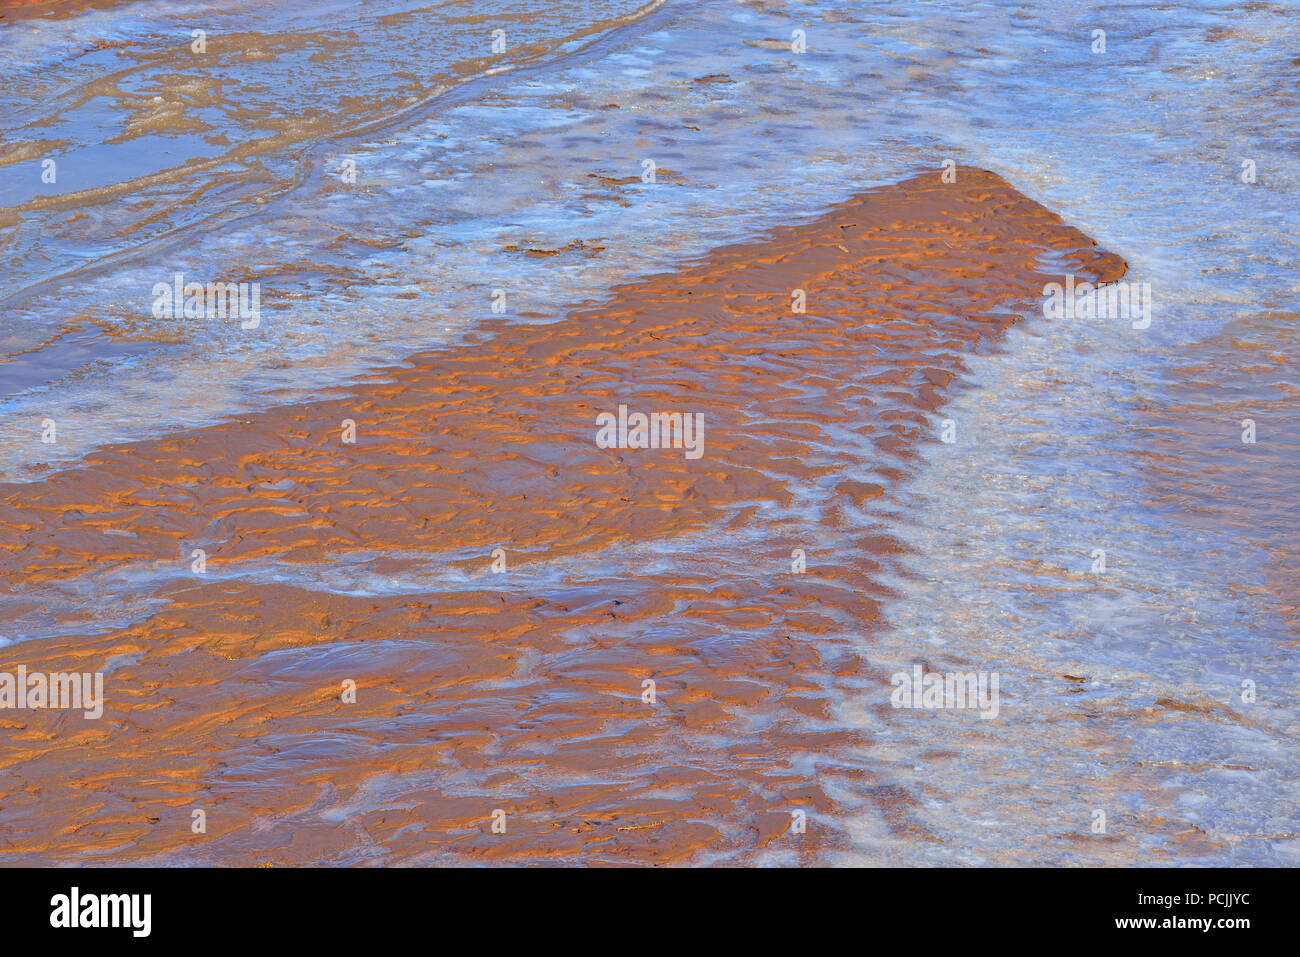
[0,0,133,21]
[0,168,1125,865]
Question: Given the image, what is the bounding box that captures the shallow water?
[1,0,1297,864]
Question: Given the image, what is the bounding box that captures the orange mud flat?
[0,0,132,20]
[0,168,1125,865]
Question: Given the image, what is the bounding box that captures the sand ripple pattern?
[0,169,1124,864]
